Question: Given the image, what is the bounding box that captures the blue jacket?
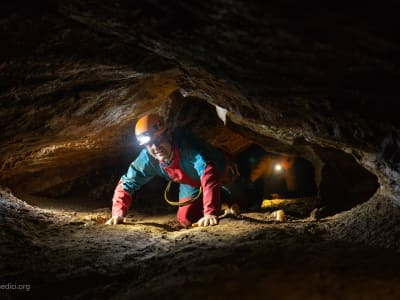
[120,129,227,207]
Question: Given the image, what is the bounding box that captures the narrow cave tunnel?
[1,99,392,300]
[22,100,378,221]
[1,1,400,300]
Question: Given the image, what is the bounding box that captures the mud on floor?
[1,190,400,300]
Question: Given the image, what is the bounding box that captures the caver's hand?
[193,214,218,227]
[105,216,124,225]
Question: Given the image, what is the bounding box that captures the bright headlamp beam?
[137,135,151,145]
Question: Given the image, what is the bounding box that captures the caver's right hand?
[105,216,124,225]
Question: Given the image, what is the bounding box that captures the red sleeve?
[111,181,133,217]
[201,163,221,215]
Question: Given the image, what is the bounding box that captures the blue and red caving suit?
[111,129,244,226]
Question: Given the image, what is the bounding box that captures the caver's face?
[145,134,173,162]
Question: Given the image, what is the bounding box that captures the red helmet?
[135,114,165,145]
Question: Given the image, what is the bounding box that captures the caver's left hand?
[194,214,218,227]
[105,216,124,225]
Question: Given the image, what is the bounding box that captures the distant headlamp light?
[274,163,283,172]
[136,132,152,145]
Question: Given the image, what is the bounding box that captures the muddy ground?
[1,188,400,300]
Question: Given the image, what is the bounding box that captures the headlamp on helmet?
[136,132,152,145]
[135,114,165,146]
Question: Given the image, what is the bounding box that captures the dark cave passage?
[316,146,380,215]
[18,101,379,221]
[235,143,318,201]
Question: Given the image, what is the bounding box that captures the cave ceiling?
[0,0,399,203]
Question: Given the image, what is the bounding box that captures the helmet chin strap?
[162,146,174,164]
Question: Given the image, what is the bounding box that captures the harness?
[163,160,240,207]
[163,181,202,206]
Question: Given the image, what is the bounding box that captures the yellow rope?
[164,181,202,206]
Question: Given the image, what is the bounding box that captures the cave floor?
[2,193,400,300]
